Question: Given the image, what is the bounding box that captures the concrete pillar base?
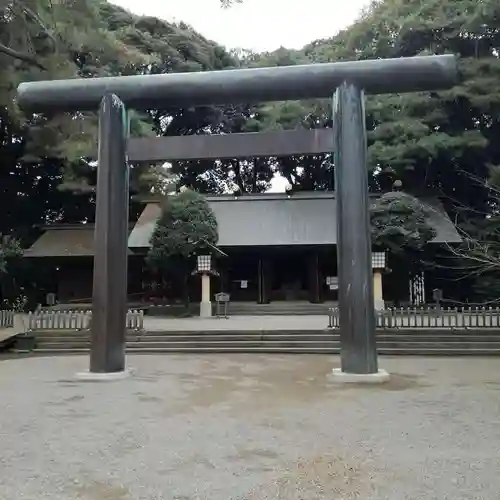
[330,368,390,384]
[200,301,212,318]
[75,368,133,381]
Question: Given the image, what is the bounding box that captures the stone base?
[374,299,385,311]
[330,368,390,384]
[75,368,133,381]
[200,301,212,318]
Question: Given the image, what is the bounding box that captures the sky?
[113,0,371,191]
[113,0,370,53]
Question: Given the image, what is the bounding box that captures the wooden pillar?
[257,258,263,304]
[259,256,270,304]
[90,94,129,375]
[318,252,324,303]
[308,252,321,303]
[333,83,378,375]
[221,260,230,294]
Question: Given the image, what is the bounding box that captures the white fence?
[328,307,500,329]
[0,310,14,328]
[27,309,144,331]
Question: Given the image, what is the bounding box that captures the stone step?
[25,326,500,357]
[225,310,330,316]
[134,333,500,341]
[33,333,500,343]
[36,341,500,353]
[33,338,500,348]
[31,346,500,355]
[146,305,333,317]
[140,328,500,336]
[36,341,337,350]
[35,339,500,347]
[32,327,500,337]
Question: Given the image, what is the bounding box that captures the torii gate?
[17,54,458,381]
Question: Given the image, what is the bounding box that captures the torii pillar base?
[330,368,390,384]
[75,368,133,382]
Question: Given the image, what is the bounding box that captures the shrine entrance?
[17,54,458,377]
[270,249,309,302]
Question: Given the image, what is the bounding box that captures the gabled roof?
[24,225,134,258]
[25,192,461,256]
[128,192,462,249]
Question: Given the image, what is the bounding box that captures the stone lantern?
[371,252,386,310]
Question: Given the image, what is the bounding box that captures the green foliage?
[2,0,500,303]
[220,0,243,7]
[371,192,436,253]
[0,0,238,237]
[249,0,500,206]
[147,190,218,273]
[0,234,22,274]
[237,0,500,300]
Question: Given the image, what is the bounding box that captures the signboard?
[241,280,248,289]
[326,276,338,289]
[215,292,230,303]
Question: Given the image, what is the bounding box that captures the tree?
[146,190,218,306]
[371,192,436,255]
[248,0,500,203]
[0,0,240,244]
[438,171,500,300]
[370,191,437,304]
[0,0,235,69]
[238,0,500,302]
[220,0,243,6]
[98,3,248,196]
[0,234,22,274]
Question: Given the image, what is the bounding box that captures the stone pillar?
[200,273,212,317]
[373,270,384,310]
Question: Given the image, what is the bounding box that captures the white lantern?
[197,254,211,272]
[372,252,386,269]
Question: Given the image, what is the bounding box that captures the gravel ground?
[0,354,499,500]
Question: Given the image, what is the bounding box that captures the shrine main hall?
[24,191,461,308]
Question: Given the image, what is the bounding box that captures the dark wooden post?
[257,257,263,304]
[90,93,129,374]
[308,251,321,303]
[333,83,377,374]
[263,256,272,304]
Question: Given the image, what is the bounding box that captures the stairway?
[224,302,334,316]
[145,301,335,317]
[26,329,500,355]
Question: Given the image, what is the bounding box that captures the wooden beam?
[126,129,334,162]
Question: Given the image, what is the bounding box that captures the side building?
[23,192,461,307]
